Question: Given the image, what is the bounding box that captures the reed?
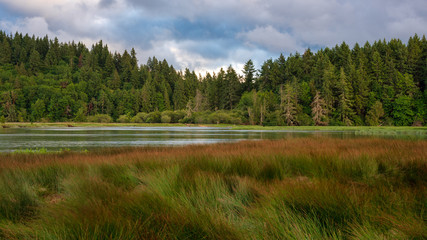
[0,137,425,239]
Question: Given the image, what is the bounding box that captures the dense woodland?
[0,30,426,126]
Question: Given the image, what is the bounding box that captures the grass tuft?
[0,137,425,239]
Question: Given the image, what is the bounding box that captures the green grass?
[0,138,425,239]
[1,122,192,128]
[11,148,89,154]
[3,121,426,132]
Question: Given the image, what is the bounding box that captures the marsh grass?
[0,137,425,239]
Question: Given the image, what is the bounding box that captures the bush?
[87,114,113,123]
[161,114,171,123]
[179,116,194,124]
[130,112,147,123]
[208,111,241,124]
[264,111,282,126]
[297,113,313,126]
[145,111,161,123]
[117,115,131,123]
[73,107,87,122]
[193,111,211,124]
[171,110,187,123]
[160,111,172,123]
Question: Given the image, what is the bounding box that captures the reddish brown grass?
[1,137,425,171]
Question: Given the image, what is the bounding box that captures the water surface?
[0,127,423,152]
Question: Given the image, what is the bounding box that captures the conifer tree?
[28,48,42,73]
[281,83,298,126]
[336,68,354,125]
[224,66,240,110]
[173,77,186,110]
[242,59,256,92]
[311,91,328,125]
[366,101,384,126]
[0,38,11,64]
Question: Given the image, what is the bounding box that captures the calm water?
[0,127,424,152]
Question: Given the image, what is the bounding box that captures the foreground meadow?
[0,138,426,239]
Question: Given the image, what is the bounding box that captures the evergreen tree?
[0,30,424,126]
[28,48,42,73]
[0,38,12,64]
[280,83,298,126]
[242,59,256,92]
[322,61,336,113]
[224,66,240,110]
[336,68,354,125]
[392,95,414,126]
[366,101,384,126]
[311,91,328,126]
[110,69,121,90]
[173,77,186,110]
[258,59,281,92]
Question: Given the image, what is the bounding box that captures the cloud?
[238,26,303,53]
[0,0,425,74]
[99,0,116,8]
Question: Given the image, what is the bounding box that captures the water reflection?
[0,127,424,152]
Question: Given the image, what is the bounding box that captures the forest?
[0,31,426,126]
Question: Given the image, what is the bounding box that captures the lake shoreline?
[2,122,426,131]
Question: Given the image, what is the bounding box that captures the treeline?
[0,30,426,126]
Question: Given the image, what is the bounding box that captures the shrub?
[161,111,173,123]
[130,112,147,123]
[264,110,283,126]
[87,114,113,123]
[117,115,130,123]
[171,110,187,123]
[208,111,241,124]
[193,111,211,124]
[73,107,87,122]
[161,114,171,123]
[145,111,161,123]
[297,113,313,126]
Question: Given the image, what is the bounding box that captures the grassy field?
[0,137,425,239]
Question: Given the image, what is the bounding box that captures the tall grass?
[0,137,425,239]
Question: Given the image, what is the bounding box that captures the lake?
[0,127,424,152]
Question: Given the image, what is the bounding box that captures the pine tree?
[98,90,112,114]
[336,68,354,125]
[173,77,186,110]
[224,66,240,110]
[242,59,256,92]
[2,91,18,122]
[110,69,121,90]
[28,48,42,73]
[0,38,12,64]
[322,61,336,113]
[259,59,281,92]
[311,91,328,125]
[366,101,384,126]
[216,68,226,110]
[370,51,384,97]
[280,83,298,126]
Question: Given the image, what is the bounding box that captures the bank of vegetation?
[0,31,426,126]
[0,138,425,239]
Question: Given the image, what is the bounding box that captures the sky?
[0,0,426,74]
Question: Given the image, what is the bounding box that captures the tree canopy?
[0,30,426,126]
